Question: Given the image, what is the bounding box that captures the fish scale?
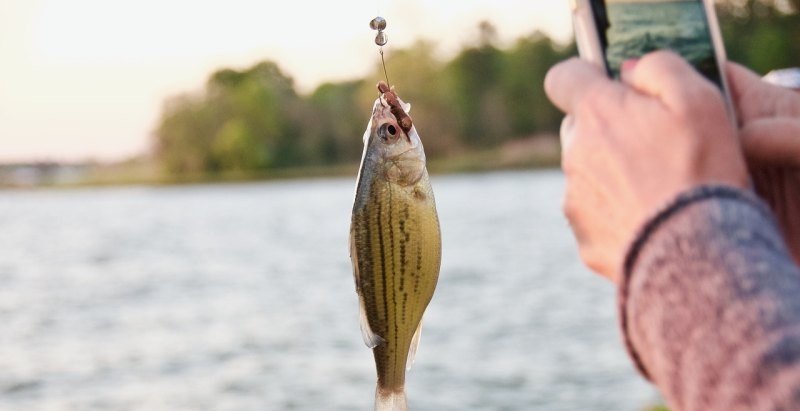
[350,85,441,411]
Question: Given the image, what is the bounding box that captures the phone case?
[570,0,737,121]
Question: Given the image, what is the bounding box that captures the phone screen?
[593,0,723,89]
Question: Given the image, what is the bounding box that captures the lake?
[0,170,657,410]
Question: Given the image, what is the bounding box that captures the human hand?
[727,63,800,263]
[544,51,749,282]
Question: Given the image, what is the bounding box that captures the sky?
[0,0,572,162]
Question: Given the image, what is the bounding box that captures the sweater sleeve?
[620,185,800,411]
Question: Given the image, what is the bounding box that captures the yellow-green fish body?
[350,89,441,411]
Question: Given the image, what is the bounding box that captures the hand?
[544,51,749,282]
[727,63,800,263]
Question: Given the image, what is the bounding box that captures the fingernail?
[621,58,639,73]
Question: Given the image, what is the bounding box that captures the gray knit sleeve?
[619,185,800,411]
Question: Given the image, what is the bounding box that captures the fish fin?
[406,320,423,371]
[375,386,408,411]
[349,230,360,291]
[360,297,385,348]
[402,101,411,113]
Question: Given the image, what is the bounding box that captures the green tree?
[212,118,268,171]
[155,60,311,176]
[718,0,800,73]
[445,21,510,147]
[155,94,217,176]
[308,80,365,164]
[502,31,575,137]
[153,9,798,178]
[210,61,308,169]
[373,40,461,158]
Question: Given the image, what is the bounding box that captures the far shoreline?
[0,135,561,190]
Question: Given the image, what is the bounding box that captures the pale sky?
[0,0,572,162]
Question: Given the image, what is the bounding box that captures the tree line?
[154,1,798,177]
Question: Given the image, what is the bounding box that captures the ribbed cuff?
[617,185,774,379]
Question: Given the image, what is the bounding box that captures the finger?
[725,62,764,113]
[726,62,774,125]
[562,180,620,282]
[726,62,800,123]
[559,115,576,152]
[741,118,800,167]
[545,57,609,114]
[622,50,721,111]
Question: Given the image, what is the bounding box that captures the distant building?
[0,163,89,187]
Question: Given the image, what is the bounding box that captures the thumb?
[621,51,723,112]
[742,118,800,167]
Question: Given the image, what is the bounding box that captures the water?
[0,171,657,410]
[605,0,721,86]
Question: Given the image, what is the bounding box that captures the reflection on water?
[0,171,656,410]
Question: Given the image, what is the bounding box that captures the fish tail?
[374,386,407,411]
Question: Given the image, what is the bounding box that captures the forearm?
[621,186,800,411]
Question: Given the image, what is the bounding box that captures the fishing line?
[369,3,390,87]
[379,49,390,86]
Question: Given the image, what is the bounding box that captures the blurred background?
[0,0,797,410]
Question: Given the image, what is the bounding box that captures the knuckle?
[562,196,577,221]
[579,247,602,272]
[575,82,624,126]
[580,82,613,109]
[560,142,579,173]
[561,185,583,224]
[674,82,725,120]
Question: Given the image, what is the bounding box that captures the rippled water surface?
[0,171,657,410]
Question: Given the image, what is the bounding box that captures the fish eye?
[378,123,398,141]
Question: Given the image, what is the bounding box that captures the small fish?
[350,82,442,411]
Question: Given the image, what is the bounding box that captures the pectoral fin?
[349,230,360,291]
[406,320,423,371]
[360,297,385,348]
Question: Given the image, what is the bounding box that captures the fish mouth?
[376,81,413,138]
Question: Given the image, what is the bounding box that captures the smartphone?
[570,0,735,115]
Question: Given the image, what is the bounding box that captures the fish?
[349,81,442,411]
